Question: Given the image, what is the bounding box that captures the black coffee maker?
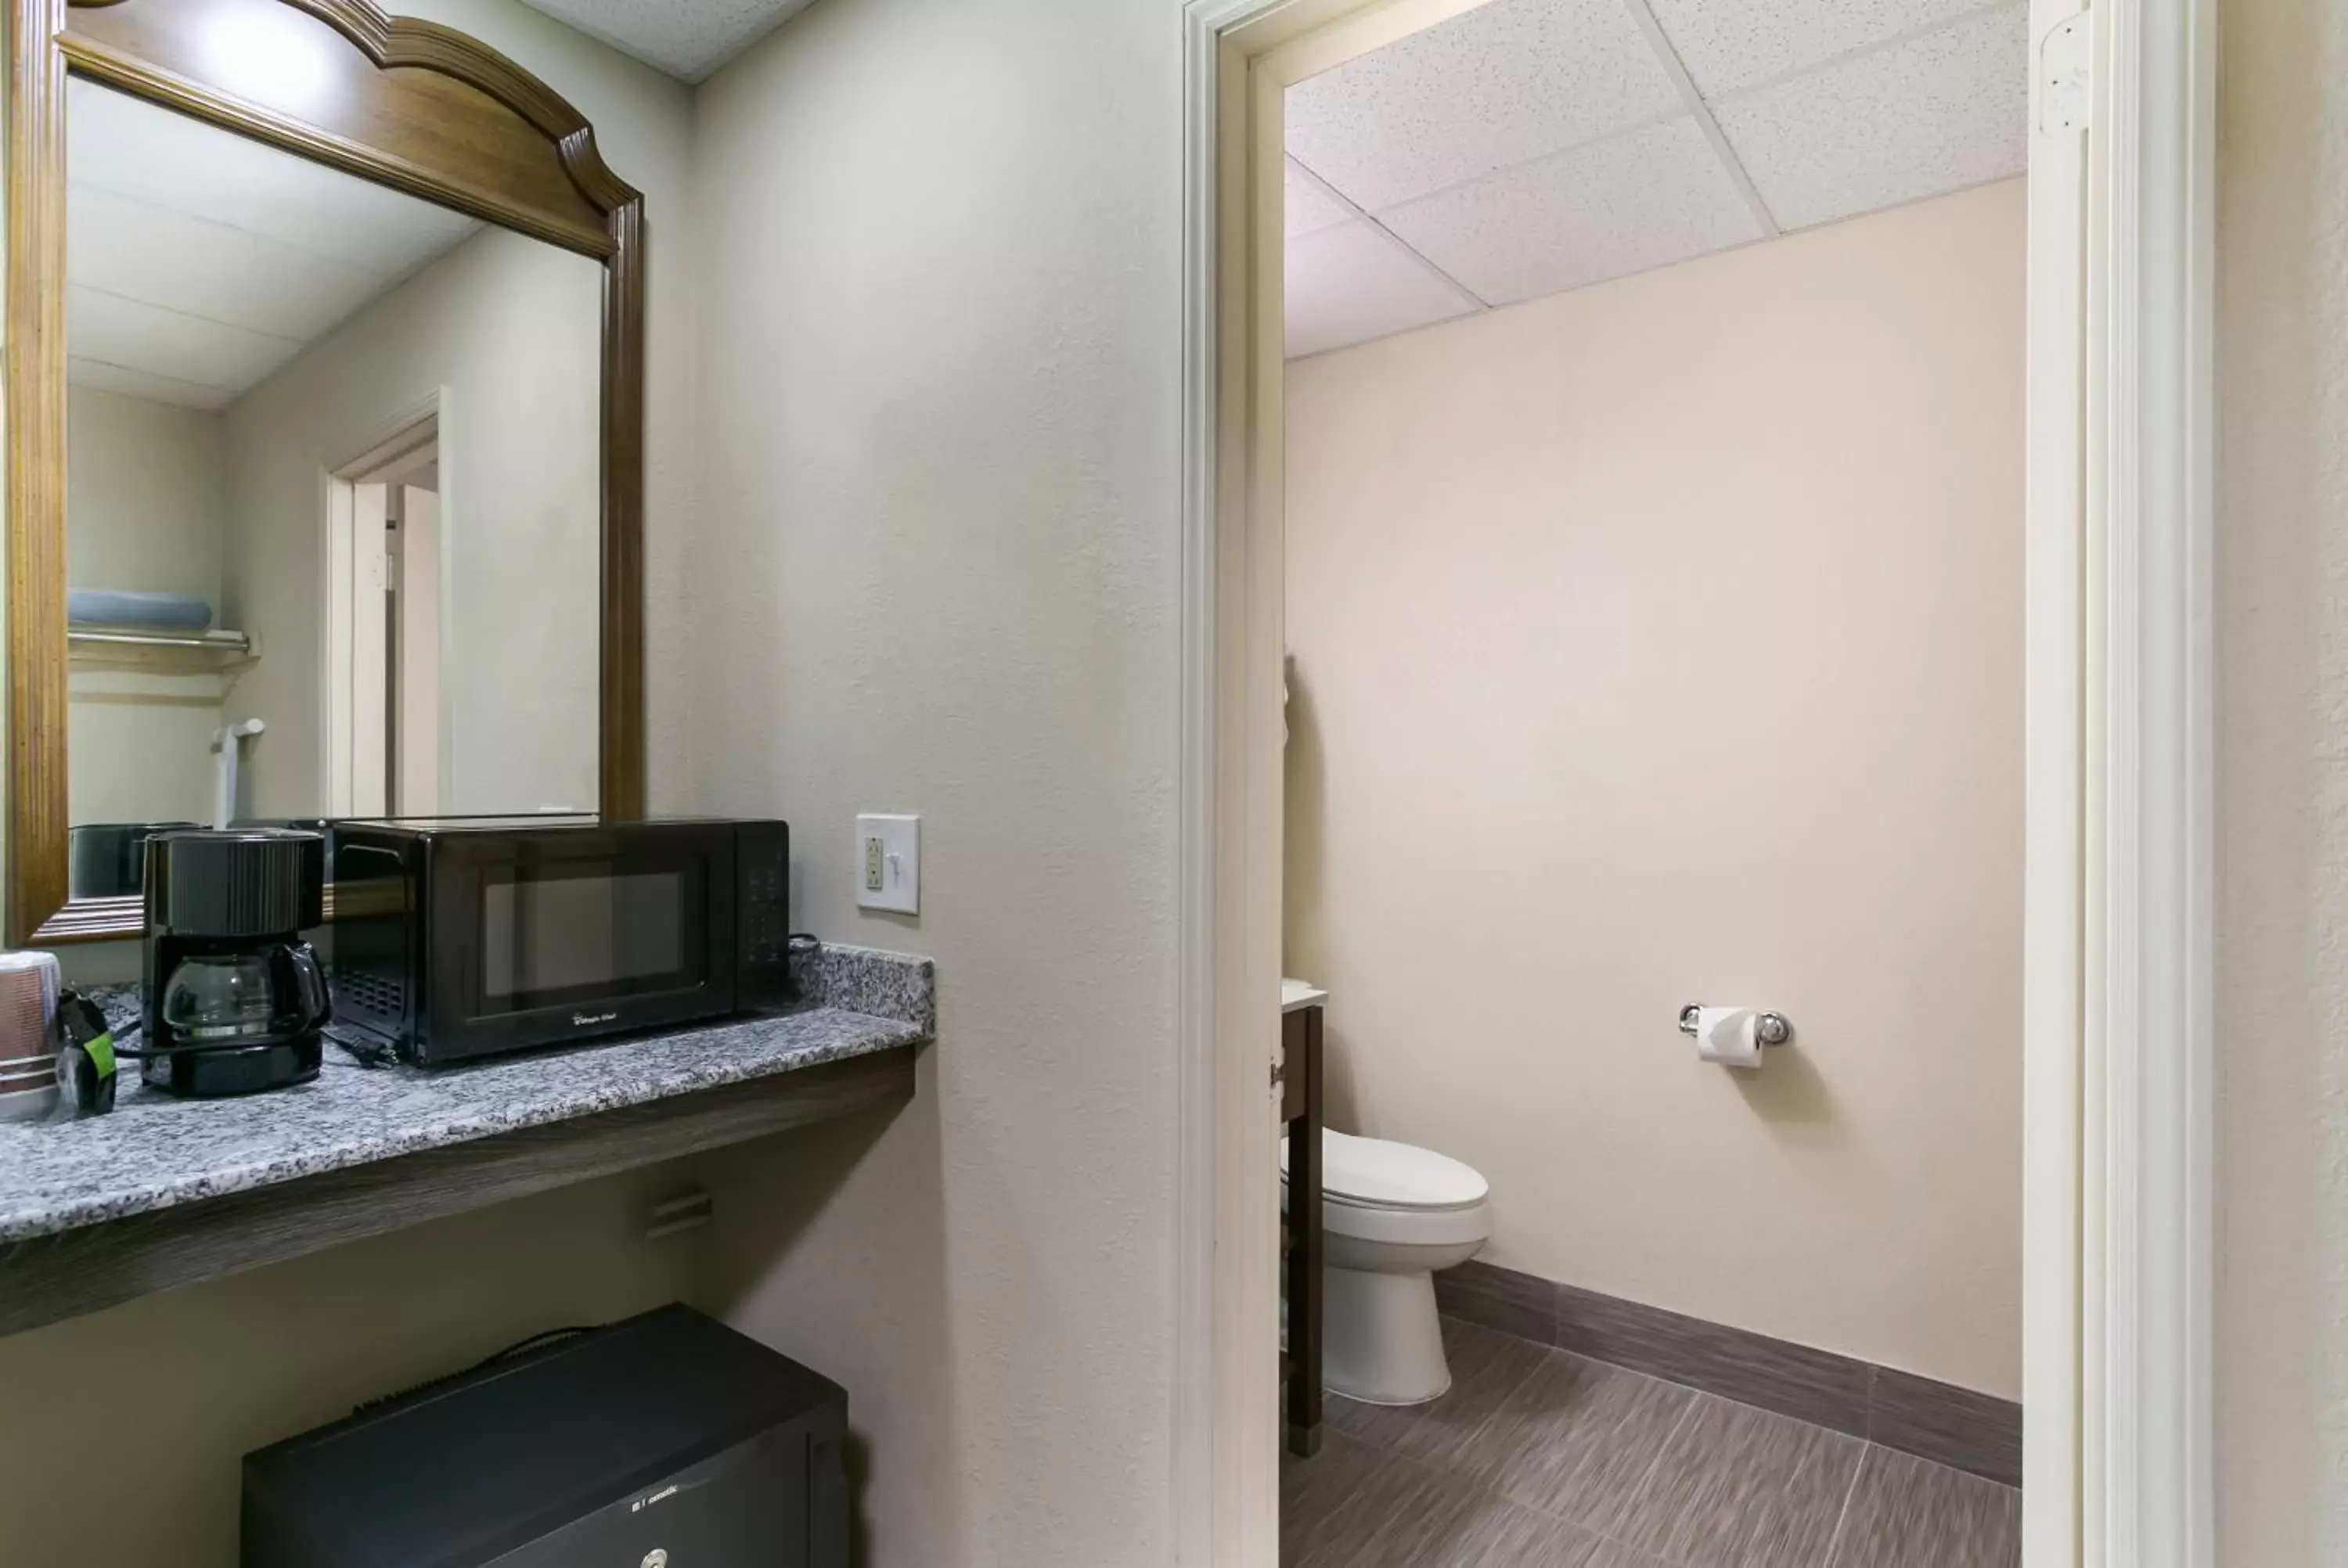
[141,829,332,1096]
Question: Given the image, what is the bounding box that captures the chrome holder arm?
[1677,1005,1792,1046]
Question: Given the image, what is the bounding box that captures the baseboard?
[1434,1260,2022,1487]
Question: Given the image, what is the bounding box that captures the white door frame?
[2070,2,2217,1563]
[1173,1,2217,1565]
[321,394,446,816]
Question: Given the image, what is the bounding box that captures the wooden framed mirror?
[4,0,646,944]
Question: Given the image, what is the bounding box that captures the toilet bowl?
[1283,1128,1493,1405]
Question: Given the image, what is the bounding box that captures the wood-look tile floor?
[1283,1318,2020,1568]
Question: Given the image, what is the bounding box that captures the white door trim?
[1175,8,1238,1564]
[2022,5,2094,1558]
[1177,8,1500,1560]
[2076,0,2218,1563]
[1177,6,1281,1561]
[321,392,445,815]
[1175,1,2217,1563]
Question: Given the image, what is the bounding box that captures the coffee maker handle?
[282,940,332,1030]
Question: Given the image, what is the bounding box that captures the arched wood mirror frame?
[3,0,645,944]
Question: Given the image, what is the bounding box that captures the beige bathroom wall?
[1284,179,2026,1398]
[2213,0,2348,1558]
[63,385,229,827]
[223,224,605,818]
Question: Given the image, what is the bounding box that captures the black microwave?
[326,817,791,1066]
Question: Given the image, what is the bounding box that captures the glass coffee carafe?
[157,941,328,1048]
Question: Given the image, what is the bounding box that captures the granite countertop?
[0,943,935,1246]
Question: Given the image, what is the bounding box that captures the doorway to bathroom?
[1177,0,2217,1565]
[1273,2,2027,1563]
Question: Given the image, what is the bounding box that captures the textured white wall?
[2215,0,2348,1559]
[1284,181,2026,1397]
[63,386,229,826]
[682,0,1182,1560]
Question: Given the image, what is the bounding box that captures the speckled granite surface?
[0,944,934,1246]
[794,941,937,1034]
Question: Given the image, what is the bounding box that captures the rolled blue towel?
[67,589,214,631]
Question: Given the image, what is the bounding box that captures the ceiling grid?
[1291,156,1492,311]
[1618,0,1781,238]
[1285,0,2029,358]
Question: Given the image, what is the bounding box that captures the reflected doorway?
[328,409,441,817]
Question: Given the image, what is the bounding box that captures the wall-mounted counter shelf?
[0,944,935,1340]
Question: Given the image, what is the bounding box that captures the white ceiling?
[65,80,483,411]
[513,0,817,81]
[1285,0,2029,358]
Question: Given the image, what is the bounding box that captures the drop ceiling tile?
[1284,0,1683,214]
[1286,159,1353,239]
[1381,117,1763,307]
[69,186,392,343]
[1286,219,1477,358]
[68,356,234,411]
[68,286,303,399]
[1713,4,2029,231]
[1648,0,1997,99]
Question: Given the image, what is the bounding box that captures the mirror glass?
[62,80,606,897]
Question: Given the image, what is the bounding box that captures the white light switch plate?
[855,814,920,915]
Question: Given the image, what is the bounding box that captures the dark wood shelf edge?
[1283,1005,1323,1458]
[0,1045,919,1340]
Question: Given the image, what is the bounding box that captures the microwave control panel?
[735,821,794,1012]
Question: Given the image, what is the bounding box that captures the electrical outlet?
[855,815,920,915]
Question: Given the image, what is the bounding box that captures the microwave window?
[481,869,686,1002]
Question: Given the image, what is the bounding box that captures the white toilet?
[1283,1128,1493,1405]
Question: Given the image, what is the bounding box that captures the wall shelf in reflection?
[67,627,257,668]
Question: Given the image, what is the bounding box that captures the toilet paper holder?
[1677,1005,1792,1047]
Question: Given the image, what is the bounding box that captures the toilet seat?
[1283,1129,1488,1210]
[1282,1130,1493,1246]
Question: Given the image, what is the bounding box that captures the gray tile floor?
[1283,1318,2020,1568]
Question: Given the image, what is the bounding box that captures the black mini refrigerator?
[242,1306,848,1568]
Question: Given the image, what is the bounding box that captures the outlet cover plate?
[855,814,920,915]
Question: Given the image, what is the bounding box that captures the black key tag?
[54,989,117,1113]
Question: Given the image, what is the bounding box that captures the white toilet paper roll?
[1694,1005,1765,1069]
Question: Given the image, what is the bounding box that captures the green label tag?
[85,1031,115,1078]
